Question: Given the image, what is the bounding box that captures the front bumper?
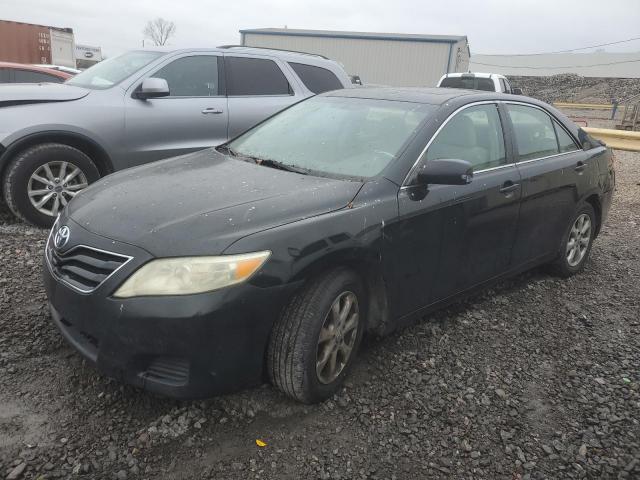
[43,220,297,399]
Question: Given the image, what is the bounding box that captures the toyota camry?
[43,87,615,403]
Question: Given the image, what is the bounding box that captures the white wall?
[469,52,640,78]
[243,33,464,87]
[49,29,75,67]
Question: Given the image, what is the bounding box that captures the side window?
[0,68,11,83]
[506,104,559,161]
[426,104,506,171]
[499,78,509,93]
[554,121,579,153]
[226,57,290,96]
[288,62,342,94]
[152,56,219,97]
[13,70,63,83]
[503,78,512,93]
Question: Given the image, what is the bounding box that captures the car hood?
[0,83,90,106]
[67,149,363,257]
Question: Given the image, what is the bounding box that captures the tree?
[143,18,176,46]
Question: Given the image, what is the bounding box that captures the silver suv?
[0,46,351,226]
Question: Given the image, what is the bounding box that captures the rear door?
[394,102,521,316]
[224,55,307,138]
[124,53,228,165]
[504,102,591,266]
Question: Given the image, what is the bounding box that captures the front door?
[393,102,521,317]
[124,54,228,166]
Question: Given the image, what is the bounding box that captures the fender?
[0,129,114,179]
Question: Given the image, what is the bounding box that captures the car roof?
[323,86,523,105]
[442,72,505,79]
[132,46,334,64]
[0,61,72,79]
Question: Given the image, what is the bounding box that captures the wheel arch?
[0,131,114,186]
[584,193,602,237]
[290,248,392,336]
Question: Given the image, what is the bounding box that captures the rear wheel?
[2,143,100,227]
[551,203,596,277]
[267,268,365,403]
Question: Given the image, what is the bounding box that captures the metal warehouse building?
[240,28,470,87]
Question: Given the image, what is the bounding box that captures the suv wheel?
[2,143,100,227]
[551,203,596,277]
[267,268,365,403]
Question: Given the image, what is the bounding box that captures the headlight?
[113,251,270,298]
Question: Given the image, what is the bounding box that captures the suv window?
[13,69,63,83]
[554,121,579,153]
[499,78,510,93]
[153,56,219,97]
[288,62,342,94]
[503,78,512,93]
[226,57,290,96]
[426,104,506,171]
[0,68,11,83]
[506,104,560,161]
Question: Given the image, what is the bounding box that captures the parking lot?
[0,148,638,479]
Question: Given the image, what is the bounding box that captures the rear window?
[0,68,10,83]
[226,57,291,96]
[288,62,343,94]
[13,70,63,83]
[440,76,495,92]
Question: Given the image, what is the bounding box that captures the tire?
[2,143,100,228]
[550,203,597,278]
[267,268,366,404]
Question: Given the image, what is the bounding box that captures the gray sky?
[1,0,639,57]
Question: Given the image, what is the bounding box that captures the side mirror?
[511,87,523,95]
[136,78,170,99]
[416,159,473,186]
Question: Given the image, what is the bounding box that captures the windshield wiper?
[256,158,309,175]
[216,144,238,156]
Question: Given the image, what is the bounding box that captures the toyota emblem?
[54,225,70,249]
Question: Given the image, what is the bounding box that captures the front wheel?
[267,268,365,403]
[551,203,596,277]
[2,143,100,227]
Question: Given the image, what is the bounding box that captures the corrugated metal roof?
[240,28,466,44]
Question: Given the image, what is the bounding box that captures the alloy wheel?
[28,161,89,217]
[566,213,592,267]
[316,291,360,384]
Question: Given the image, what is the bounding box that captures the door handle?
[575,161,586,172]
[499,182,520,194]
[202,107,224,114]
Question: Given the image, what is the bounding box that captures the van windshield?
[66,51,164,90]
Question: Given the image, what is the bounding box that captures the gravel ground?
[508,74,640,105]
[1,151,639,480]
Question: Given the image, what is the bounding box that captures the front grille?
[47,245,132,293]
[142,357,190,386]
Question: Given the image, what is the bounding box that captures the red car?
[0,61,72,84]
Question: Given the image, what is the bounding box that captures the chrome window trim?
[399,162,516,191]
[402,98,582,187]
[45,236,133,294]
[513,149,578,166]
[402,100,499,186]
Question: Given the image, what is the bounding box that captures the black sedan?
[43,88,615,403]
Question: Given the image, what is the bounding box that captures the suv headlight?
[113,251,271,298]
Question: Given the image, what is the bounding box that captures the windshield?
[66,51,164,89]
[228,96,434,179]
